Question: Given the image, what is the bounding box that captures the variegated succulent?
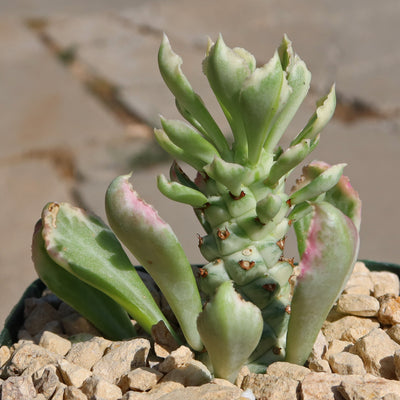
[32,34,361,382]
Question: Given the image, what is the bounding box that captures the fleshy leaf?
[286,202,359,365]
[158,34,230,158]
[290,163,346,205]
[157,174,208,207]
[32,220,137,340]
[291,85,336,146]
[197,281,263,382]
[106,174,203,351]
[40,202,170,337]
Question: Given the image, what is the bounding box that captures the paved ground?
[1,0,400,324]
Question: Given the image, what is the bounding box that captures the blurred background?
[1,0,399,324]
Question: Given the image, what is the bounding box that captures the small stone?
[322,315,379,342]
[378,294,400,325]
[150,382,242,400]
[301,373,343,400]
[158,345,194,373]
[308,359,331,373]
[324,339,353,360]
[23,300,59,336]
[4,342,61,377]
[371,271,400,298]
[336,293,380,317]
[66,335,111,369]
[353,328,400,379]
[343,262,374,295]
[328,351,366,375]
[235,365,251,388]
[81,375,122,400]
[151,320,179,358]
[0,376,37,399]
[387,324,400,344]
[341,326,378,343]
[121,392,150,400]
[148,381,184,398]
[57,359,92,387]
[51,383,67,400]
[118,367,163,392]
[91,338,150,383]
[246,374,298,400]
[38,330,72,356]
[338,374,400,399]
[61,313,100,336]
[0,346,11,368]
[64,386,88,400]
[161,359,212,386]
[36,320,64,338]
[266,361,311,381]
[58,302,76,318]
[32,364,60,398]
[394,349,400,380]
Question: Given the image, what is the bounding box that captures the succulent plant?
[32,34,361,382]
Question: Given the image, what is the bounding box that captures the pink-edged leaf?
[105,174,203,351]
[294,161,361,230]
[286,201,359,365]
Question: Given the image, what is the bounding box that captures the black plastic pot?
[1,261,399,348]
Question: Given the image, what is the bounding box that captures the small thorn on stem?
[286,199,292,207]
[288,219,293,226]
[217,227,230,240]
[262,283,276,292]
[199,268,208,278]
[279,256,295,268]
[229,190,246,200]
[276,237,286,250]
[238,260,255,271]
[285,305,291,314]
[197,234,204,247]
[272,346,282,355]
[254,217,266,226]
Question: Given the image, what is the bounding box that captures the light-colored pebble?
[161,359,212,386]
[32,364,60,398]
[245,374,298,400]
[81,375,122,400]
[158,345,194,374]
[378,294,400,325]
[57,359,92,387]
[328,351,366,375]
[394,349,400,380]
[0,375,37,400]
[387,324,400,344]
[148,381,185,398]
[353,328,400,379]
[371,271,400,298]
[91,338,150,383]
[324,339,353,360]
[338,373,400,399]
[64,386,87,400]
[51,383,67,400]
[0,346,11,368]
[118,366,163,392]
[38,330,72,356]
[322,315,379,342]
[308,358,331,373]
[266,361,311,381]
[336,293,380,317]
[66,335,111,369]
[4,342,61,377]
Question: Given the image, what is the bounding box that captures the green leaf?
[157,174,208,207]
[41,202,170,337]
[197,281,263,382]
[158,34,230,158]
[32,221,137,340]
[291,85,336,146]
[106,175,203,351]
[286,202,359,365]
